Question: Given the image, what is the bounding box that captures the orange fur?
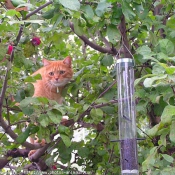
[32,56,73,103]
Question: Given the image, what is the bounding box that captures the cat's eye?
[49,72,54,76]
[60,70,65,74]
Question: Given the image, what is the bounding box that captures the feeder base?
[122,169,139,175]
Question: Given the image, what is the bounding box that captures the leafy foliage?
[1,0,175,174]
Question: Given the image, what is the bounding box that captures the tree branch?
[0,158,9,169]
[0,69,8,114]
[118,15,132,58]
[69,21,118,55]
[29,143,51,162]
[79,121,104,132]
[23,1,53,20]
[97,80,117,99]
[0,148,30,169]
[7,148,29,157]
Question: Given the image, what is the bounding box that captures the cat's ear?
[42,59,51,66]
[63,56,72,67]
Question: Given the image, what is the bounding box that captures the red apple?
[7,45,13,55]
[52,165,57,170]
[31,37,41,46]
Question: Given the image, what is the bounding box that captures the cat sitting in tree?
[28,56,73,156]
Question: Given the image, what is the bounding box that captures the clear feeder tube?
[116,58,139,175]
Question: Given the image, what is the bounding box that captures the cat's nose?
[55,78,59,81]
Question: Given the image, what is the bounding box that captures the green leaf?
[122,2,136,20]
[170,121,175,143]
[90,108,103,118]
[60,134,71,147]
[97,149,107,156]
[103,88,116,100]
[13,50,25,68]
[23,59,33,69]
[101,55,114,66]
[136,46,154,60]
[8,20,44,25]
[42,8,55,19]
[159,133,167,147]
[21,106,34,115]
[16,128,30,144]
[159,63,175,75]
[28,125,39,135]
[24,74,42,83]
[95,98,108,104]
[161,105,175,124]
[95,1,111,17]
[20,97,39,108]
[0,43,7,61]
[24,83,34,97]
[169,31,175,38]
[38,114,50,127]
[159,39,174,55]
[78,147,89,157]
[45,156,55,167]
[58,125,70,135]
[37,97,49,104]
[143,75,167,88]
[152,63,165,74]
[73,67,85,78]
[83,104,90,111]
[90,108,103,124]
[107,25,120,44]
[58,0,80,11]
[134,74,155,86]
[82,5,94,19]
[147,124,160,137]
[149,31,158,46]
[142,147,158,171]
[24,42,36,58]
[11,0,26,7]
[1,136,11,146]
[15,89,26,102]
[161,154,174,163]
[52,14,63,29]
[47,109,62,124]
[72,18,84,36]
[5,10,17,17]
[101,106,115,114]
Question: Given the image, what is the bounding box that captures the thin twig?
[23,1,53,20]
[5,98,10,125]
[98,80,117,99]
[137,126,153,141]
[0,68,9,115]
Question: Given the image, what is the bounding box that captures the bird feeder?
[116,58,139,174]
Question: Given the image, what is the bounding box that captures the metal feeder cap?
[117,58,134,64]
[116,58,134,67]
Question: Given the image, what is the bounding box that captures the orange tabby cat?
[28,56,73,156]
[32,56,73,103]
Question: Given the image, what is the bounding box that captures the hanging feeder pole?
[116,58,139,175]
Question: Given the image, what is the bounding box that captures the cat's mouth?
[50,79,69,87]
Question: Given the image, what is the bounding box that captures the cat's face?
[43,56,73,88]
